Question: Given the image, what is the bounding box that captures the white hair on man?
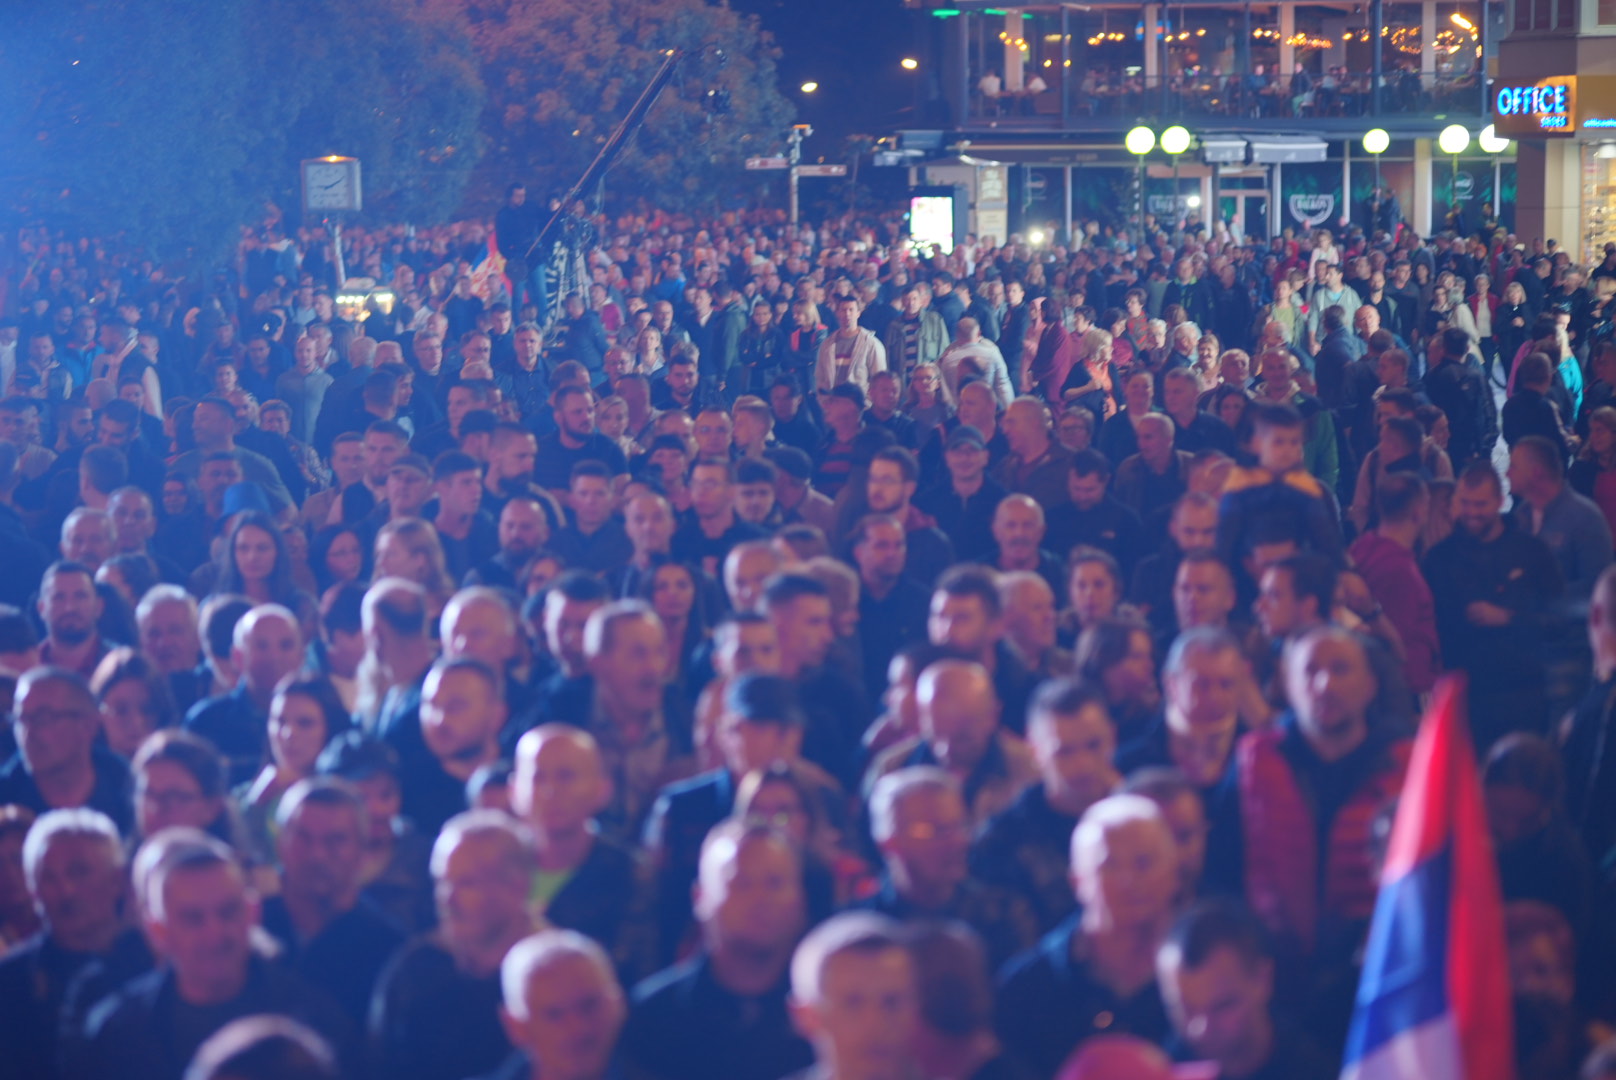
[1068,792,1170,872]
[867,765,961,844]
[231,603,299,652]
[500,928,621,1019]
[583,599,659,659]
[22,807,123,891]
[429,809,536,881]
[136,583,197,622]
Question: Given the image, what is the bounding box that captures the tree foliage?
[0,0,486,265]
[0,0,792,263]
[436,0,797,212]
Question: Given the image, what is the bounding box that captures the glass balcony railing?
[967,70,1489,125]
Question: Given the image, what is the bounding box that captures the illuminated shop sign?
[1494,78,1576,134]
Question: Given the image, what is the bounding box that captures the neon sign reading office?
[1496,84,1571,129]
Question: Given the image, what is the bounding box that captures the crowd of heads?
[0,211,1615,1080]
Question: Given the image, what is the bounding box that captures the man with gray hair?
[137,584,208,712]
[860,765,1037,968]
[996,793,1178,1076]
[75,827,356,1080]
[0,808,151,1079]
[60,507,116,572]
[372,810,541,1080]
[1117,627,1250,896]
[487,929,626,1080]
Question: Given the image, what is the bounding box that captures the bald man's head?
[232,604,303,694]
[917,659,1000,771]
[511,724,610,837]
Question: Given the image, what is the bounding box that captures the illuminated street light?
[1160,125,1191,155]
[1028,228,1047,246]
[800,81,819,94]
[1438,125,1470,224]
[1478,124,1509,154]
[1363,128,1390,205]
[901,57,919,70]
[1126,127,1154,233]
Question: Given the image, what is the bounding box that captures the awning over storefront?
[1201,137,1248,164]
[1248,137,1329,163]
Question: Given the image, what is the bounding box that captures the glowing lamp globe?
[1362,128,1390,155]
[1478,124,1509,154]
[1125,126,1156,155]
[1438,124,1471,155]
[1160,126,1191,155]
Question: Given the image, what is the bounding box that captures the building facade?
[898,0,1547,246]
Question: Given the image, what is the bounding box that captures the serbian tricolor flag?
[1340,676,1513,1080]
[471,230,512,305]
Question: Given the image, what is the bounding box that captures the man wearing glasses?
[0,666,133,835]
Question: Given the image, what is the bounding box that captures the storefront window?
[1585,143,1616,265]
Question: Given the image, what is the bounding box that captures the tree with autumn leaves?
[0,0,794,264]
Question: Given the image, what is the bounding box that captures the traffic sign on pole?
[745,156,790,170]
[796,164,848,177]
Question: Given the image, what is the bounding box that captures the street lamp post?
[1161,125,1191,231]
[1438,124,1470,230]
[1363,128,1389,231]
[1478,124,1510,220]
[1126,126,1156,240]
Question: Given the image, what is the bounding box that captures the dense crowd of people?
[2,198,1616,1080]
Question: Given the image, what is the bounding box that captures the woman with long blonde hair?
[373,518,455,622]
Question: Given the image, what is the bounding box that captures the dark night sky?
[729,0,929,157]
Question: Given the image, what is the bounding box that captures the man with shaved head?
[996,794,1178,1075]
[37,560,111,679]
[993,396,1074,512]
[866,658,1037,828]
[623,821,812,1080]
[510,724,645,976]
[184,603,304,785]
[491,929,627,1080]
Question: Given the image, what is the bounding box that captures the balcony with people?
[945,1,1495,133]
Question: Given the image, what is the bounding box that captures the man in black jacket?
[494,183,543,319]
[72,830,358,1080]
[1422,327,1497,469]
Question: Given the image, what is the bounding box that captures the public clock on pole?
[302,157,363,213]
